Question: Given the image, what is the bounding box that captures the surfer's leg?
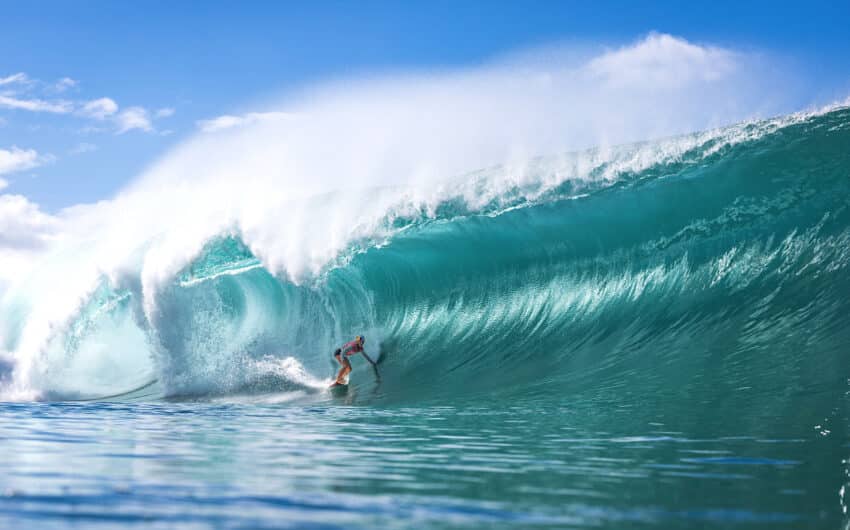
[335,358,352,384]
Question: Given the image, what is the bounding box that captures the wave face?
[2,107,850,408]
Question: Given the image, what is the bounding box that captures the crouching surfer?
[332,335,379,386]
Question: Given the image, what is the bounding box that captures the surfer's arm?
[361,351,380,380]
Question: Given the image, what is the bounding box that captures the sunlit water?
[1,395,847,529]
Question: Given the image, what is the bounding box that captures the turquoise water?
[1,398,846,529]
[1,107,850,527]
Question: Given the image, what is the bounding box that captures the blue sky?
[1,0,849,212]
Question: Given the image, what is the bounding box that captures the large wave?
[1,34,847,406]
[2,104,849,404]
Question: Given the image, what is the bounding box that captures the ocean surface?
[2,106,850,528]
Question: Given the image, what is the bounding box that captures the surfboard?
[329,382,349,395]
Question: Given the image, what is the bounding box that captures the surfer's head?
[356,335,365,345]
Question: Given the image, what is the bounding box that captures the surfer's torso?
[340,340,364,356]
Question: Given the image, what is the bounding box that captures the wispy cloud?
[116,107,153,133]
[0,146,43,175]
[53,77,78,92]
[197,111,292,133]
[0,72,72,113]
[0,177,7,191]
[0,73,29,86]
[69,142,97,155]
[0,94,73,113]
[80,99,164,134]
[80,97,118,120]
[0,72,172,134]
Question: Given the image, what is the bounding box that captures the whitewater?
[1,34,849,529]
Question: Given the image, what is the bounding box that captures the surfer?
[332,335,379,386]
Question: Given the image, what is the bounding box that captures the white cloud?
[0,177,7,191]
[54,77,78,92]
[0,194,59,249]
[0,147,42,175]
[0,73,29,86]
[0,94,73,113]
[69,142,97,155]
[116,106,153,133]
[587,33,737,88]
[0,189,62,288]
[0,73,169,135]
[197,111,292,132]
[155,107,175,118]
[85,101,160,134]
[0,194,60,288]
[80,97,118,119]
